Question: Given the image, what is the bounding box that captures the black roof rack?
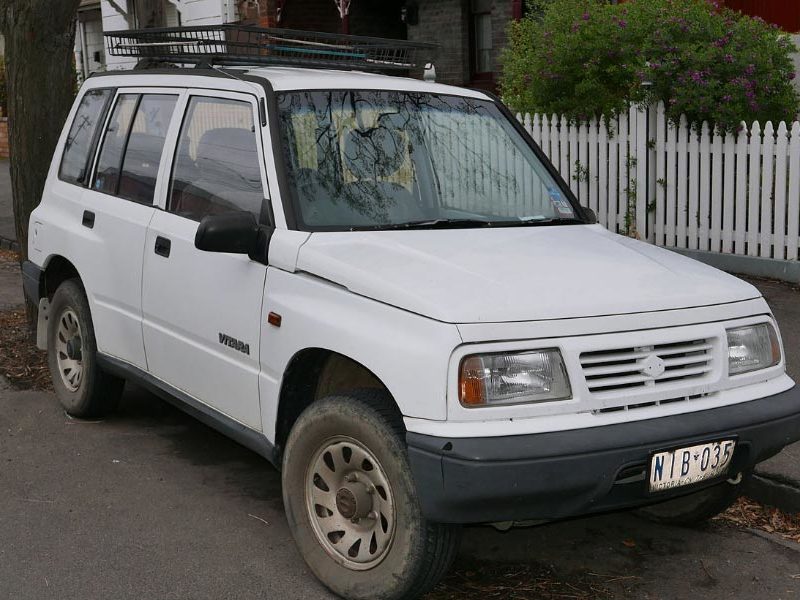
[105,25,437,72]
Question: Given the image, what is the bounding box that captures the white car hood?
[296,225,761,323]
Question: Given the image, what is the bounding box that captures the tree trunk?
[0,0,81,328]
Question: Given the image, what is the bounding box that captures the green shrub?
[501,0,800,131]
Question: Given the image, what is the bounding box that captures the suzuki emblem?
[640,355,666,378]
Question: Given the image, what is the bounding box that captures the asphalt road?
[0,265,799,599]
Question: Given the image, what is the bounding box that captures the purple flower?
[582,11,590,21]
[618,19,628,29]
[722,94,733,102]
[724,54,734,63]
[790,72,797,80]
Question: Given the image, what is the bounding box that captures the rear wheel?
[47,279,124,418]
[282,390,460,600]
[636,477,745,525]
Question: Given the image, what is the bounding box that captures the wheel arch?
[274,347,402,460]
[42,254,84,299]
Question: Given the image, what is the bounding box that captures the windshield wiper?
[355,218,494,231]
[513,217,586,226]
[352,217,586,231]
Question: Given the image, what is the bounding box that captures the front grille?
[580,339,713,394]
[592,393,712,414]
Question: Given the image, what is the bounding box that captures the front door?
[141,91,269,430]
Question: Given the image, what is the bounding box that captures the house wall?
[723,0,800,33]
[490,0,513,85]
[0,118,8,160]
[407,0,513,88]
[98,0,228,70]
[407,0,470,86]
[101,0,136,70]
[275,0,405,38]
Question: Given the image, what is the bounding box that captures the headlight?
[459,349,571,407]
[727,324,781,375]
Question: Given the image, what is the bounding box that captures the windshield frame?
[271,87,589,232]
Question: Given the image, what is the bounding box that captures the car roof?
[243,66,489,98]
[88,65,490,100]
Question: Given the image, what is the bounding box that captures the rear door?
[74,88,180,369]
[141,90,269,430]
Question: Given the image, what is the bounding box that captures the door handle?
[82,211,95,229]
[154,236,171,258]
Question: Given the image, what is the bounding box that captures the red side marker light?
[268,312,282,328]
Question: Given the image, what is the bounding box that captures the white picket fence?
[518,102,800,262]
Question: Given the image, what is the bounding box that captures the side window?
[93,93,178,205]
[59,88,112,186]
[94,94,138,196]
[168,96,265,222]
[119,94,178,204]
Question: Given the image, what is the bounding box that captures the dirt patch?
[428,562,616,600]
[0,307,51,390]
[716,497,800,545]
[0,248,19,271]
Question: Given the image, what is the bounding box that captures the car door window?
[59,88,113,186]
[168,96,265,221]
[93,93,178,204]
[119,94,178,204]
[94,94,139,196]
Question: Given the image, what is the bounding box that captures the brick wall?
[490,0,513,83]
[240,0,405,36]
[237,0,515,87]
[407,0,470,86]
[407,0,514,88]
[0,118,8,160]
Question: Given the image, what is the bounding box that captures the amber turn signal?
[459,356,486,406]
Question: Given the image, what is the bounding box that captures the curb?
[746,472,800,514]
[0,235,19,252]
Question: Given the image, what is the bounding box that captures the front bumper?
[407,385,800,524]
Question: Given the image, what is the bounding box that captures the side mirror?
[581,206,597,224]
[195,212,273,264]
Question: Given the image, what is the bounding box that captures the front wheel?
[282,390,460,600]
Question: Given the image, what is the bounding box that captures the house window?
[471,0,493,77]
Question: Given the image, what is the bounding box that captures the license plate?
[649,439,736,492]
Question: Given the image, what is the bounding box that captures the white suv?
[22,27,800,600]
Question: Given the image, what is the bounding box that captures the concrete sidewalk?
[0,159,13,246]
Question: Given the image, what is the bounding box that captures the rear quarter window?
[59,88,113,186]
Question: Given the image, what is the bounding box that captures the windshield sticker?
[548,187,574,215]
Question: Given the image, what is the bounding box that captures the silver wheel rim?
[305,436,396,570]
[55,308,84,393]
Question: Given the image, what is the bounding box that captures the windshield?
[277,90,580,231]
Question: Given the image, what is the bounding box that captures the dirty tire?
[47,279,124,418]
[636,478,745,525]
[282,390,460,600]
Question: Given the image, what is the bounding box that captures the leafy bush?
[502,0,800,131]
